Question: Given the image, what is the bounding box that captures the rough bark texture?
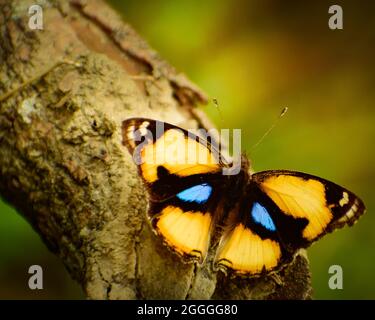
[0,0,312,299]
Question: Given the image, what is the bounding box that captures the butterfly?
[121,117,365,277]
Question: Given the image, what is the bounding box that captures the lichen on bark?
[0,0,311,299]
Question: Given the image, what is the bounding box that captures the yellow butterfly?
[122,118,365,276]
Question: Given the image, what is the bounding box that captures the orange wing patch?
[215,224,282,275]
[140,129,221,183]
[259,175,333,241]
[154,206,212,262]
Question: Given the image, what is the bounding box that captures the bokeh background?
[1,0,374,299]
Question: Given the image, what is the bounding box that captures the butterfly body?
[122,118,365,277]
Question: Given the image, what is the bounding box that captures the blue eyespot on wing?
[251,202,276,231]
[176,184,213,204]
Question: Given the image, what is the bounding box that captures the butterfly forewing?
[122,118,229,201]
[252,170,365,249]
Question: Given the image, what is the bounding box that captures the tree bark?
[0,0,312,299]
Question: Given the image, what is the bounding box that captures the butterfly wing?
[253,170,365,249]
[122,118,229,200]
[214,188,290,276]
[122,118,230,262]
[148,184,220,263]
[215,170,365,276]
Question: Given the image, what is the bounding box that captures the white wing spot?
[338,199,359,223]
[139,122,150,136]
[339,192,349,207]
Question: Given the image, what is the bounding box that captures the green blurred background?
[1,0,374,299]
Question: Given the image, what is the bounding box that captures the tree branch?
[0,0,311,299]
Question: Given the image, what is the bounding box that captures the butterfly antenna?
[251,107,288,150]
[211,98,231,156]
[213,98,225,124]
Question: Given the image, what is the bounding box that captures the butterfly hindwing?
[149,183,221,263]
[214,186,291,276]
